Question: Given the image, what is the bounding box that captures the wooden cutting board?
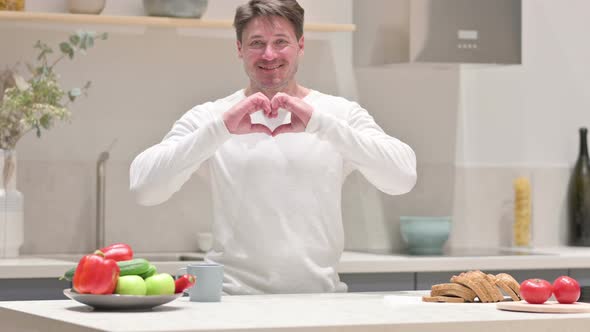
[497,300,590,313]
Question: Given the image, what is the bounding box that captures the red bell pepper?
[175,274,196,293]
[73,250,120,295]
[99,243,133,262]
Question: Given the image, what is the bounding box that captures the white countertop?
[3,247,590,279]
[2,291,590,332]
[338,246,590,273]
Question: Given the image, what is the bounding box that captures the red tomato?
[520,279,553,304]
[553,276,581,304]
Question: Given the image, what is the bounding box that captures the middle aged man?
[130,0,417,295]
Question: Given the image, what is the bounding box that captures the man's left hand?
[270,93,313,136]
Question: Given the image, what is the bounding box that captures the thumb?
[272,123,294,137]
[250,124,273,136]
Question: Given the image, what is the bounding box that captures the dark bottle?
[568,127,590,246]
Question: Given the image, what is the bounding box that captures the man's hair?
[233,0,304,42]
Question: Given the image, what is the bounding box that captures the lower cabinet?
[339,273,414,292]
[567,269,590,286]
[0,278,71,301]
[0,269,581,300]
[341,269,572,293]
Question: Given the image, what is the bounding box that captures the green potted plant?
[0,30,107,257]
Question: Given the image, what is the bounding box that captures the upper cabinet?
[353,0,521,66]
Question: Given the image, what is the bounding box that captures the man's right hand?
[223,92,273,135]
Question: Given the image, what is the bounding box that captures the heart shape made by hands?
[250,108,291,133]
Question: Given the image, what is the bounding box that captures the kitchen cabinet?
[568,269,590,286]
[0,278,70,301]
[339,272,414,292]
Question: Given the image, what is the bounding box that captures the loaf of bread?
[423,270,521,303]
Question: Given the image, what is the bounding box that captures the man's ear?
[298,36,304,56]
[237,40,243,59]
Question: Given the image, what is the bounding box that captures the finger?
[272,123,294,137]
[247,98,268,115]
[261,99,272,117]
[271,96,286,118]
[261,97,273,117]
[270,94,284,110]
[250,124,272,136]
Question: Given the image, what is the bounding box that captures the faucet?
[96,139,117,249]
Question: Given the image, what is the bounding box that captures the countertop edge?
[3,247,590,279]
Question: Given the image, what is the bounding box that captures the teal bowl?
[400,216,451,255]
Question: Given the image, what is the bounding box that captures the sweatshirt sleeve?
[129,105,231,206]
[305,103,417,195]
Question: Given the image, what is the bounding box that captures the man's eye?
[250,41,265,48]
[275,39,288,45]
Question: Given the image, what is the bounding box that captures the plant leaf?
[59,42,74,59]
[69,34,80,46]
[37,47,53,61]
[79,33,88,50]
[87,36,94,48]
[39,114,51,129]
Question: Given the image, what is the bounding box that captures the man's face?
[237,16,304,91]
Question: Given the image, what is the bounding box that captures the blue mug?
[176,262,223,302]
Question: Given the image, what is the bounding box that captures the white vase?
[0,149,24,258]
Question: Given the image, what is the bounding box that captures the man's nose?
[261,44,277,60]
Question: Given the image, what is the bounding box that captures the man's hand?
[271,93,313,137]
[223,92,273,135]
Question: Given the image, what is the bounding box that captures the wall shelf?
[0,11,356,32]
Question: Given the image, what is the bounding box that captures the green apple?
[145,273,175,295]
[115,275,146,296]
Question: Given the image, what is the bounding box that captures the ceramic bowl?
[67,0,106,15]
[143,0,208,18]
[400,216,451,255]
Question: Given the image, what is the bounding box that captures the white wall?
[453,0,590,248]
[458,0,590,166]
[1,0,355,254]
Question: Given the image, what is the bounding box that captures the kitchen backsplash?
[18,159,571,254]
[451,166,570,249]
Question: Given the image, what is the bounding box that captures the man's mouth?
[258,64,283,71]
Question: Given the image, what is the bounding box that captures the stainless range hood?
[353,0,522,65]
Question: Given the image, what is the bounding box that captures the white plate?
[63,288,183,310]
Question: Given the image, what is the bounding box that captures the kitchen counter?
[1,291,590,332]
[3,247,590,279]
[338,246,590,273]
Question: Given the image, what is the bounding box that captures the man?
[130,0,416,295]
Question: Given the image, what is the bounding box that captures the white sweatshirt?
[129,89,417,295]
